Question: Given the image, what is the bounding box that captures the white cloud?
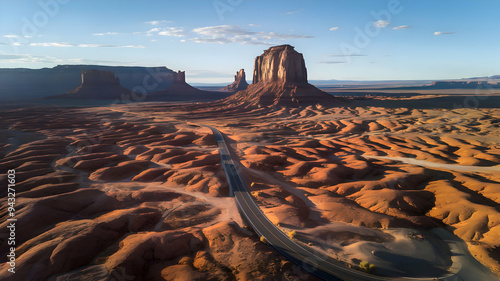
[92,32,119,36]
[329,27,340,31]
[30,42,74,47]
[374,20,390,28]
[191,25,313,45]
[434,31,455,36]
[145,20,171,25]
[29,42,145,48]
[193,25,254,37]
[146,27,186,37]
[3,35,19,38]
[392,25,412,30]
[0,52,130,64]
[147,28,160,34]
[158,27,186,37]
[285,10,301,15]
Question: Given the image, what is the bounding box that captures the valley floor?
[0,97,499,280]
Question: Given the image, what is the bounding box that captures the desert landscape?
[2,1,500,280]
[0,44,499,281]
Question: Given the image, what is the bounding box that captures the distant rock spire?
[173,70,186,84]
[223,69,249,93]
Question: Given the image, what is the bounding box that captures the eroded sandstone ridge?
[223,69,249,93]
[220,44,341,108]
[55,70,133,99]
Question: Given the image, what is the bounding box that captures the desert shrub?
[359,261,376,273]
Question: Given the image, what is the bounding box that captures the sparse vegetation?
[359,261,376,274]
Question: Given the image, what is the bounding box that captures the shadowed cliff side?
[50,70,134,100]
[146,71,231,101]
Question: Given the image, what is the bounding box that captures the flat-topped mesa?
[81,70,120,85]
[173,70,186,84]
[223,69,249,92]
[145,70,230,101]
[55,69,133,99]
[252,44,308,85]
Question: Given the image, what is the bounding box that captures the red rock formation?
[252,45,307,84]
[173,70,186,83]
[147,70,230,101]
[223,69,249,93]
[218,44,341,108]
[81,70,119,85]
[55,70,133,99]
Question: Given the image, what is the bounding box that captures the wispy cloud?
[329,27,340,31]
[0,54,26,60]
[434,31,455,36]
[92,32,120,36]
[318,61,347,64]
[328,54,366,57]
[285,9,301,15]
[374,20,390,28]
[3,34,37,39]
[0,52,130,65]
[92,31,142,36]
[147,27,186,37]
[29,42,145,48]
[393,25,412,30]
[145,20,171,26]
[191,25,313,45]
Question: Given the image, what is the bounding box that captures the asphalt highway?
[206,125,412,281]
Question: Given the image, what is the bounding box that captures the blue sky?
[1,0,499,83]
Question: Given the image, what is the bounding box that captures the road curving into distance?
[206,125,429,281]
[104,108,497,281]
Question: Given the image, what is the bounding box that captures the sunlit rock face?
[252,44,308,85]
[217,44,340,108]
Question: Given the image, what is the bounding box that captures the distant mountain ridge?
[0,65,175,101]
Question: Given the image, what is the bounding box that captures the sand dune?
[1,101,499,279]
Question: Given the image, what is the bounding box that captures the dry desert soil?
[0,97,500,280]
